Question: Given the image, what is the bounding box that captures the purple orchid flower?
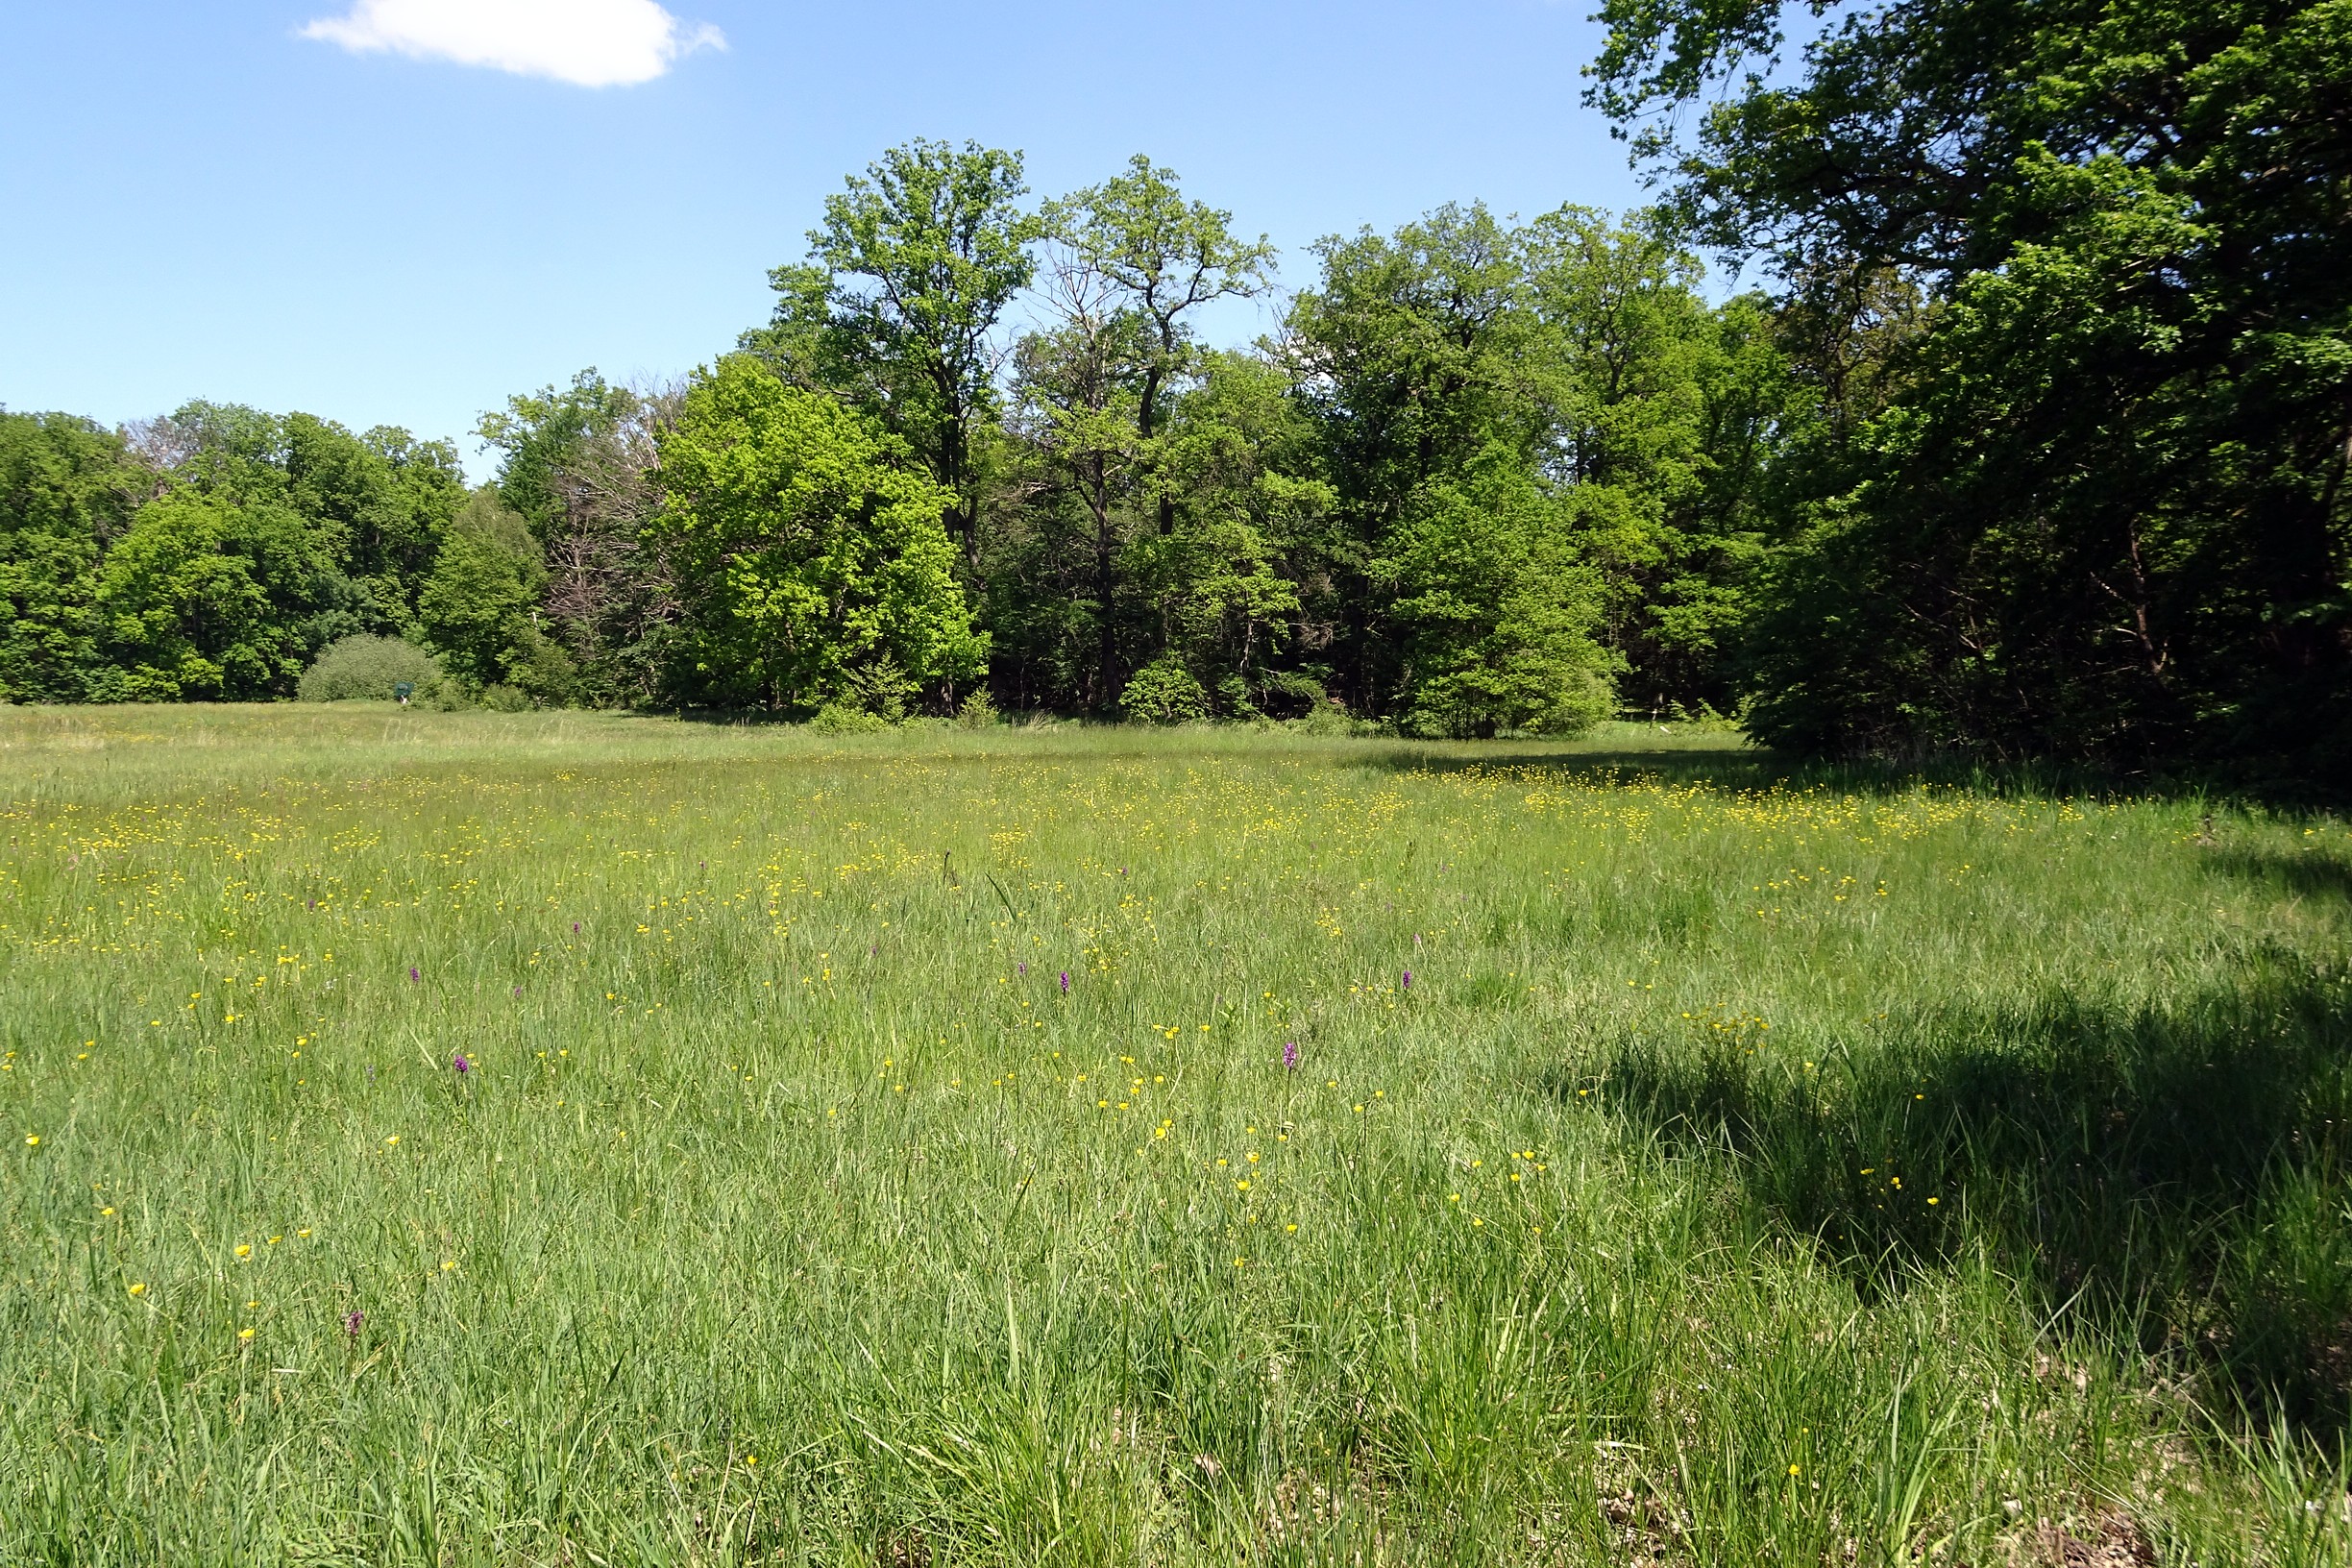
[1284,1041,1299,1072]
[1060,971,1070,994]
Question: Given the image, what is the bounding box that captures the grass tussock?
[0,704,2347,1564]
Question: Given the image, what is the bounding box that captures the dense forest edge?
[2,0,2345,796]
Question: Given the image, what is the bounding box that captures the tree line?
[3,0,2342,773]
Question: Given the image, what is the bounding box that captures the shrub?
[811,704,893,735]
[478,684,532,712]
[1121,657,1209,725]
[956,690,997,729]
[1291,700,1357,738]
[297,636,444,703]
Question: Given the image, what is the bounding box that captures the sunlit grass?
[2,704,2347,1564]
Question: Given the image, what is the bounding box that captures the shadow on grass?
[1376,740,2352,813]
[2203,845,2352,905]
[1554,962,2352,1433]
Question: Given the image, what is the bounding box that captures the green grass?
[2,704,2348,1565]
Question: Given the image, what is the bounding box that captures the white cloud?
[301,0,724,87]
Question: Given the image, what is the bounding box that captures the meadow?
[1,704,2348,1566]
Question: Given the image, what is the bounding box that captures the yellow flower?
[383,1135,399,1146]
[22,1135,37,1147]
[238,1328,256,1341]
[440,1260,456,1272]
[1787,1463,1801,1477]
[297,1228,310,1237]
[234,1244,252,1259]
[100,1206,114,1216]
[126,1282,146,1296]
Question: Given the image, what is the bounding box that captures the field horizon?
[3,705,2347,1565]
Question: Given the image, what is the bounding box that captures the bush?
[811,704,893,735]
[478,684,532,712]
[297,636,444,703]
[1290,700,1357,738]
[956,690,997,729]
[1121,657,1209,725]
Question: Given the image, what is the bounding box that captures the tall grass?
[0,704,2346,1564]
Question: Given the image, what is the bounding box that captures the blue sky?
[1,1,1653,474]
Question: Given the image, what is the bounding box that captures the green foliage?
[653,357,986,712]
[143,401,464,637]
[742,139,1039,557]
[809,702,894,734]
[475,369,641,537]
[1287,202,1776,720]
[1591,0,2352,772]
[0,412,140,701]
[955,688,997,728]
[295,633,444,702]
[1118,654,1209,723]
[477,372,677,709]
[418,492,569,702]
[87,493,306,700]
[1383,454,1617,737]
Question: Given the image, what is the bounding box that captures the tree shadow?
[1371,740,2352,812]
[2202,844,2352,906]
[1362,743,1789,790]
[1551,965,2352,1433]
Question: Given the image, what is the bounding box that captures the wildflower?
[572,921,580,933]
[1060,971,1070,994]
[1788,1464,1801,1477]
[408,967,419,983]
[453,1053,470,1074]
[383,1135,398,1146]
[238,1327,255,1341]
[1283,1041,1298,1072]
[234,1244,252,1259]
[127,1282,146,1296]
[343,1310,363,1336]
[22,1134,37,1147]
[1401,968,1412,991]
[1018,963,1027,975]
